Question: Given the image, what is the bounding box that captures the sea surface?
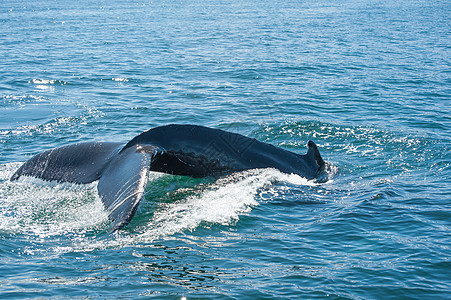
[0,0,450,298]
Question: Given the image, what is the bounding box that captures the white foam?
[0,163,323,253]
[137,169,316,242]
[112,77,129,82]
[0,163,108,238]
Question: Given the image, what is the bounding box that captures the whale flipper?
[10,142,124,184]
[97,144,163,230]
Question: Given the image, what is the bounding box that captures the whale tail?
[10,125,327,231]
[10,141,164,230]
[97,144,163,230]
[10,142,125,184]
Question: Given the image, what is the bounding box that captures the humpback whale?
[11,124,326,230]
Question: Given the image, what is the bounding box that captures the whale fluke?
[11,124,326,230]
[10,142,124,184]
[97,144,163,230]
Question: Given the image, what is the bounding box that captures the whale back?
[123,124,325,179]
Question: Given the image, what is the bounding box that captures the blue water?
[1,0,450,298]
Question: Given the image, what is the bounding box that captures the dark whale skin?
[125,124,325,179]
[11,124,326,230]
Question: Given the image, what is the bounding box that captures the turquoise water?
[1,0,450,298]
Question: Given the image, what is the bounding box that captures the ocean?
[0,0,450,298]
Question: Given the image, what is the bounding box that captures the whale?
[11,124,326,230]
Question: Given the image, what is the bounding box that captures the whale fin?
[305,140,326,176]
[10,142,124,184]
[97,144,163,230]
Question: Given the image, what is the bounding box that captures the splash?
[137,169,317,242]
[0,163,108,238]
[0,163,323,254]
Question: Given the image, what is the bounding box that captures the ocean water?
[1,0,450,298]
